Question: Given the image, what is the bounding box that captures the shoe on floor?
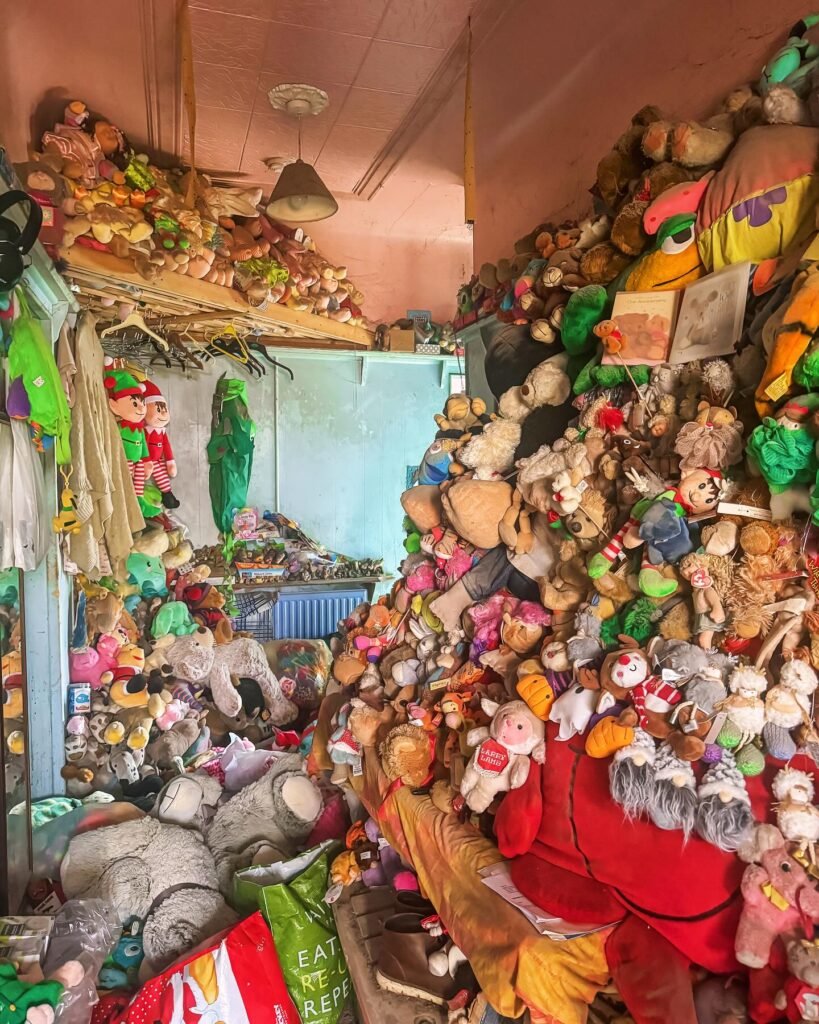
[395,891,435,915]
[376,913,460,1006]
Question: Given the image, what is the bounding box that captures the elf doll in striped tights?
[143,380,180,509]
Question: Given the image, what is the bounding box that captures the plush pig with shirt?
[460,698,546,813]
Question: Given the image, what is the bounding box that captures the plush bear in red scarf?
[142,380,179,509]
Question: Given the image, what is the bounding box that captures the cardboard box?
[388,327,415,352]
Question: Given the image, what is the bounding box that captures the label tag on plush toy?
[705,711,727,744]
[764,373,789,401]
[324,883,344,905]
[429,677,451,692]
[377,837,390,850]
[717,501,772,521]
[476,739,510,776]
[352,757,363,777]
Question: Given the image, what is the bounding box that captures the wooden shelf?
[60,246,374,349]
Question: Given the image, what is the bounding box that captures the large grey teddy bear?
[206,753,323,893]
[61,816,237,973]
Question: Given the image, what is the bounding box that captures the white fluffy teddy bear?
[458,418,521,480]
[498,356,571,424]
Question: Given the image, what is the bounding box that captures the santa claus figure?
[143,380,179,509]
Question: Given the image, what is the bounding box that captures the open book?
[601,262,750,367]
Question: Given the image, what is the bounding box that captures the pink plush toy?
[68,633,121,689]
[735,824,819,969]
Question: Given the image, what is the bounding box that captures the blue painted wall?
[152,352,457,581]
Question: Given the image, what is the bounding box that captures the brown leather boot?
[376,914,461,1005]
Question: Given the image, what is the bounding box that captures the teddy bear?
[434,394,492,438]
[497,357,572,424]
[457,419,522,480]
[459,698,546,813]
[181,582,234,644]
[775,937,819,1023]
[735,823,819,968]
[379,723,438,790]
[164,626,296,724]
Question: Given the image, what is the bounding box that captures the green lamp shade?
[265,159,338,223]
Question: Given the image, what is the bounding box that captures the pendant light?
[265,84,338,223]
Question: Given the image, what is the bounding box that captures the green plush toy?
[151,600,197,638]
[561,285,609,357]
[0,963,64,1024]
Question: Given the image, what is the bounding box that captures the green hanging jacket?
[207,375,256,535]
[7,290,72,465]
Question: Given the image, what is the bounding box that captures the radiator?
[271,587,368,640]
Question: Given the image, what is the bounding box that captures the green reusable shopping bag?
[207,375,256,535]
[257,850,350,1024]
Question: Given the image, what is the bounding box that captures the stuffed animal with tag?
[460,699,545,813]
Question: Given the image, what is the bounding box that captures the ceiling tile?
[256,72,350,122]
[190,8,269,68]
[314,124,390,191]
[336,87,412,131]
[268,0,388,37]
[194,62,258,110]
[355,40,442,94]
[377,0,473,49]
[185,105,251,173]
[190,0,273,20]
[262,24,370,86]
[240,110,330,174]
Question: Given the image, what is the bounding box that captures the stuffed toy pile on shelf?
[18,99,369,326]
[318,16,819,1024]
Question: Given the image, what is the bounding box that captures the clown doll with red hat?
[103,360,152,496]
[142,379,180,509]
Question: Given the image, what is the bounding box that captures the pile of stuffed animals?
[317,16,819,1024]
[456,13,819,357]
[17,99,369,326]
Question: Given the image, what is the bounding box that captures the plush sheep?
[460,699,545,813]
[164,626,296,724]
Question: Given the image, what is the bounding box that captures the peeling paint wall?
[151,354,453,577]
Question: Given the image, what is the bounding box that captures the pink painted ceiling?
[187,0,475,193]
[0,0,806,323]
[0,0,476,322]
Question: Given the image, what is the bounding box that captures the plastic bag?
[264,640,332,712]
[232,839,336,915]
[221,733,279,793]
[10,417,48,571]
[42,899,119,1024]
[92,912,298,1024]
[255,847,350,1024]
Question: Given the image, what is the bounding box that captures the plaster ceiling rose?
[263,156,291,174]
[267,83,330,118]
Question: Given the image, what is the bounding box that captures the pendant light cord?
[297,117,302,161]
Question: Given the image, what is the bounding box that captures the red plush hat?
[141,380,164,405]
